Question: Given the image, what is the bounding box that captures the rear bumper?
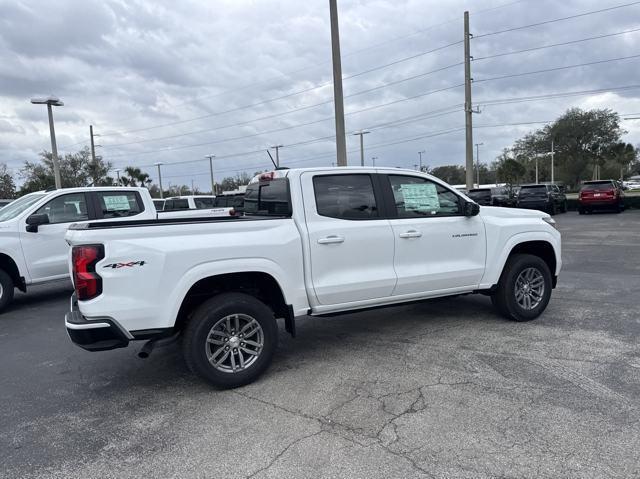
[517,200,550,209]
[579,199,619,207]
[65,298,132,351]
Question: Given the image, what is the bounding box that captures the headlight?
[542,216,556,229]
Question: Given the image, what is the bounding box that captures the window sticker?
[103,195,131,211]
[400,183,439,212]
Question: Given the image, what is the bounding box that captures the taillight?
[229,208,236,216]
[72,244,104,301]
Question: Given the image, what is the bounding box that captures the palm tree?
[122,166,152,187]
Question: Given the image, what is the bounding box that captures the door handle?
[317,235,345,244]
[399,230,422,238]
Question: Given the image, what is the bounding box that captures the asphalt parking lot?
[1,210,639,479]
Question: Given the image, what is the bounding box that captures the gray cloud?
[0,0,638,189]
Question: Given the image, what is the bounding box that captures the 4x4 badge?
[103,261,146,269]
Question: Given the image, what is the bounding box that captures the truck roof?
[250,166,448,184]
[35,186,148,194]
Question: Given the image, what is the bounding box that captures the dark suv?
[517,184,567,215]
[467,187,517,207]
[578,180,624,214]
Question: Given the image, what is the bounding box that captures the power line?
[99,40,464,140]
[474,27,640,61]
[474,54,640,83]
[476,84,640,106]
[105,83,465,158]
[104,62,463,149]
[473,1,640,39]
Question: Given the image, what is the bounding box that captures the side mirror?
[26,213,50,233]
[463,201,480,217]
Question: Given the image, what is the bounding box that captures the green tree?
[0,164,16,198]
[495,149,526,188]
[120,166,152,187]
[511,108,628,188]
[430,165,466,185]
[20,147,112,194]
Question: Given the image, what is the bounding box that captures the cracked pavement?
[1,210,639,478]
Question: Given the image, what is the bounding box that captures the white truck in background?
[64,167,561,389]
[0,186,231,311]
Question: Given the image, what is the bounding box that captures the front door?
[19,192,90,281]
[302,172,397,305]
[384,174,486,295]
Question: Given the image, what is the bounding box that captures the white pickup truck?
[0,186,234,311]
[64,167,561,388]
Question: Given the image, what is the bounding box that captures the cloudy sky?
[1,0,639,189]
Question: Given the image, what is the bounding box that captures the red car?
[578,180,624,214]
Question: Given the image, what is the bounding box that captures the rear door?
[302,172,396,305]
[384,174,486,295]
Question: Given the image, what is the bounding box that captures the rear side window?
[194,197,215,208]
[96,191,143,219]
[164,199,189,210]
[313,174,378,220]
[244,178,291,216]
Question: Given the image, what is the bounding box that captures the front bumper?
[65,296,132,351]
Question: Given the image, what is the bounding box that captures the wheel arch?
[0,253,25,292]
[507,241,557,285]
[174,271,295,337]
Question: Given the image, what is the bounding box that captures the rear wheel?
[0,269,14,313]
[578,206,585,215]
[182,292,278,388]
[561,200,568,213]
[491,254,552,322]
[548,202,557,215]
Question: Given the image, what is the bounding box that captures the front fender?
[479,231,561,288]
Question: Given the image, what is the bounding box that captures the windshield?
[0,193,46,222]
[519,185,547,196]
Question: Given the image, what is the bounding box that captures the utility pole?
[371,156,378,167]
[418,150,426,172]
[191,179,195,194]
[31,96,63,189]
[154,162,164,199]
[475,142,483,187]
[270,145,283,167]
[205,154,215,195]
[89,125,97,164]
[550,140,555,184]
[464,11,474,191]
[114,169,121,186]
[329,0,347,166]
[535,158,539,184]
[353,130,370,166]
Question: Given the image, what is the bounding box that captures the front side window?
[34,193,88,224]
[96,191,143,219]
[313,174,378,220]
[389,175,461,217]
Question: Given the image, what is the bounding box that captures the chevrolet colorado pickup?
[65,167,561,388]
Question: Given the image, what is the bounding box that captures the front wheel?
[491,254,552,322]
[182,292,278,388]
[548,202,556,215]
[0,269,15,313]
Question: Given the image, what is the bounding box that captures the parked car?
[467,187,517,207]
[0,199,14,209]
[578,180,624,214]
[466,188,492,206]
[152,199,165,211]
[65,167,561,388]
[517,184,567,215]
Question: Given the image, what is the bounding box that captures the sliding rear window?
[244,178,291,216]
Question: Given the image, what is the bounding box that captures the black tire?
[616,202,624,213]
[578,206,585,215]
[548,202,556,215]
[0,269,14,313]
[561,200,568,213]
[182,292,278,389]
[490,254,552,322]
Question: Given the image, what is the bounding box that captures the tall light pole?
[114,169,121,186]
[475,142,483,188]
[270,145,283,167]
[418,150,426,172]
[31,96,63,189]
[549,140,555,184]
[154,162,164,198]
[205,154,215,195]
[371,156,378,167]
[353,130,370,167]
[463,11,475,191]
[329,0,347,166]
